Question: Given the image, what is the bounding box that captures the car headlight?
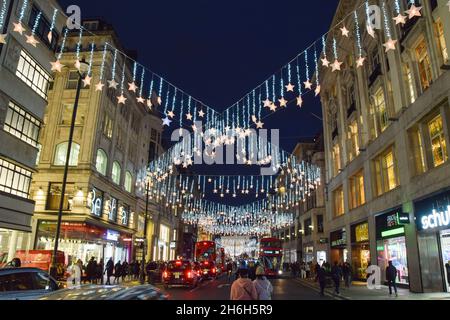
[278,270,283,275]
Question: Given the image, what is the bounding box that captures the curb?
[293,279,351,300]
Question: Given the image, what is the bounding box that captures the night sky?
[59,0,339,153]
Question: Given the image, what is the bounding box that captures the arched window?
[54,142,80,166]
[111,161,121,185]
[124,171,132,193]
[96,149,108,175]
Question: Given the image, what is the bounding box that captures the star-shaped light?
[269,103,277,112]
[157,96,162,105]
[146,99,153,109]
[304,80,313,90]
[95,82,105,92]
[74,59,81,70]
[251,115,257,123]
[296,96,303,107]
[331,59,343,72]
[0,34,7,45]
[25,34,39,47]
[278,97,288,107]
[285,83,295,92]
[356,56,366,68]
[406,5,422,19]
[117,94,127,105]
[255,120,264,129]
[340,26,350,37]
[186,113,193,121]
[366,25,376,38]
[393,14,407,25]
[108,79,118,89]
[321,57,330,67]
[82,75,92,88]
[13,22,25,35]
[50,60,64,73]
[137,96,145,104]
[315,85,321,97]
[198,110,205,118]
[167,111,175,119]
[383,38,397,52]
[128,82,138,92]
[191,124,198,132]
[263,99,272,108]
[162,117,172,127]
[47,31,53,43]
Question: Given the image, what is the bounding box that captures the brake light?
[212,268,216,274]
[163,271,168,278]
[204,261,209,266]
[176,261,182,266]
[187,271,193,279]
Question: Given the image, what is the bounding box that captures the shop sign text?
[421,206,450,231]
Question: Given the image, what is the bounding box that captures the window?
[0,273,34,291]
[66,71,80,90]
[0,158,32,199]
[404,64,416,104]
[304,218,312,236]
[46,183,74,211]
[415,38,433,91]
[27,5,59,51]
[409,127,427,175]
[317,215,324,233]
[4,101,41,148]
[371,88,388,139]
[112,162,121,185]
[54,142,80,166]
[373,146,398,197]
[333,186,345,218]
[96,149,108,176]
[332,141,341,177]
[148,141,157,162]
[103,114,113,139]
[347,120,360,161]
[428,115,448,167]
[124,171,132,193]
[16,50,51,100]
[349,170,366,210]
[435,19,449,64]
[60,104,85,125]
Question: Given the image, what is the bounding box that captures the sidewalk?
[295,278,450,300]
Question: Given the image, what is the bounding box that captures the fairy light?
[98,44,107,82]
[31,11,42,35]
[333,37,338,60]
[287,63,292,84]
[148,75,154,100]
[354,11,363,58]
[314,47,319,87]
[18,0,28,23]
[321,35,327,60]
[0,0,7,30]
[304,49,310,81]
[110,49,118,81]
[57,28,69,61]
[158,77,164,99]
[382,1,392,39]
[296,57,303,95]
[180,95,184,127]
[120,60,126,95]
[394,0,401,14]
[139,67,145,98]
[75,28,83,61]
[87,42,95,76]
[132,62,137,83]
[258,87,262,118]
[164,85,170,114]
[272,75,276,102]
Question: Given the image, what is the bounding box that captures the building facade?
[321,0,450,292]
[0,0,65,264]
[28,19,181,266]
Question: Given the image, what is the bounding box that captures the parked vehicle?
[198,260,218,280]
[162,260,200,289]
[0,268,60,300]
[40,284,169,300]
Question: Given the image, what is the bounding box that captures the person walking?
[121,261,129,283]
[114,261,122,284]
[253,267,273,300]
[386,261,398,297]
[230,269,258,301]
[86,257,97,284]
[315,265,327,297]
[342,262,352,288]
[226,261,234,283]
[96,259,104,284]
[105,258,114,285]
[331,262,342,295]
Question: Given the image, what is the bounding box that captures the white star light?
[50,60,64,73]
[356,56,366,68]
[406,5,422,19]
[331,59,343,72]
[304,80,313,90]
[198,110,205,118]
[137,96,145,104]
[13,22,25,35]
[146,99,153,109]
[255,120,264,129]
[321,57,330,67]
[263,99,272,108]
[186,113,193,121]
[95,82,105,92]
[278,97,288,107]
[162,117,172,127]
[383,38,397,52]
[285,83,295,92]
[269,103,277,112]
[296,96,303,107]
[25,34,39,47]
[108,79,118,89]
[74,59,81,70]
[393,14,407,25]
[0,34,7,44]
[117,94,127,105]
[167,111,175,119]
[128,82,138,92]
[315,85,321,97]
[340,26,350,37]
[82,75,92,88]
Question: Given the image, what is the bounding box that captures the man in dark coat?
[330,262,342,295]
[86,257,97,284]
[386,261,398,297]
[315,265,327,297]
[114,261,122,284]
[105,258,114,285]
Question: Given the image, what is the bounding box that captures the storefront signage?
[106,230,119,242]
[90,188,103,217]
[330,229,347,248]
[376,208,405,240]
[415,190,450,232]
[170,241,177,249]
[319,238,329,244]
[354,223,369,243]
[381,227,405,238]
[108,197,118,222]
[398,213,410,225]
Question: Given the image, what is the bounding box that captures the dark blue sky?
[59,0,339,152]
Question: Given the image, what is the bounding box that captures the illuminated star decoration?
[383,38,397,52]
[393,14,407,25]
[304,80,313,90]
[296,96,303,107]
[0,34,7,44]
[321,57,330,67]
[128,82,138,93]
[406,4,422,19]
[74,59,81,71]
[331,59,343,72]
[315,85,321,97]
[269,103,277,112]
[146,99,153,109]
[95,82,105,92]
[278,97,288,107]
[198,110,205,118]
[25,34,39,47]
[285,83,295,92]
[340,26,350,37]
[255,120,264,129]
[50,60,64,73]
[186,113,193,121]
[263,99,272,108]
[366,25,376,38]
[162,117,172,127]
[82,75,92,88]
[356,56,366,68]
[117,94,127,105]
[13,22,25,35]
[108,79,118,89]
[167,111,175,119]
[137,96,145,104]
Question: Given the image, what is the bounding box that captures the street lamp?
[139,175,151,284]
[50,59,89,278]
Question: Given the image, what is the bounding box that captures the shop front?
[330,229,347,264]
[303,244,314,263]
[35,221,133,266]
[375,208,409,286]
[351,221,370,281]
[414,189,450,293]
[0,228,33,266]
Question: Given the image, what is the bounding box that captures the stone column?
[7,230,19,262]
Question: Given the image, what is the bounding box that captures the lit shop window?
[372,88,388,136]
[332,142,341,177]
[103,114,113,139]
[403,64,416,104]
[112,162,121,185]
[349,170,365,210]
[15,50,51,100]
[96,149,108,176]
[415,38,433,92]
[373,147,398,197]
[4,101,41,148]
[435,19,449,64]
[54,142,80,166]
[333,186,345,218]
[428,115,448,168]
[409,127,426,176]
[124,172,132,193]
[347,120,360,162]
[0,158,32,199]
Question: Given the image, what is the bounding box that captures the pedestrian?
[342,262,352,288]
[67,259,82,287]
[386,261,398,297]
[230,268,258,300]
[253,267,273,300]
[121,260,129,282]
[96,259,104,284]
[331,261,342,295]
[86,257,97,284]
[105,258,114,285]
[134,260,140,280]
[114,260,122,284]
[248,261,257,281]
[305,262,311,279]
[315,265,327,297]
[226,261,234,283]
[446,261,450,288]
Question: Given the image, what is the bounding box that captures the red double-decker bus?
[259,238,283,277]
[195,241,219,279]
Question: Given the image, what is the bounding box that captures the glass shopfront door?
[440,230,450,293]
[377,236,409,285]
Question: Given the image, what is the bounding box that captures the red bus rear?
[259,238,283,277]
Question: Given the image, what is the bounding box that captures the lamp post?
[139,176,150,284]
[50,59,89,278]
